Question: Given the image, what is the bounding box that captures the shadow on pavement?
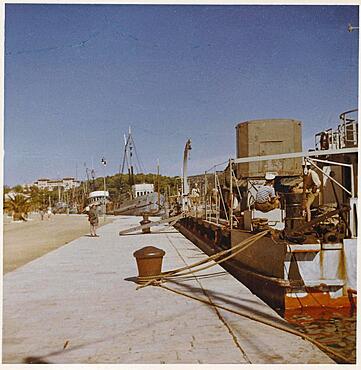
[23,356,52,364]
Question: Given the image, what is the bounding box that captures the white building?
[62,177,81,190]
[33,177,80,191]
[132,183,154,198]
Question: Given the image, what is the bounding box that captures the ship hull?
[113,192,163,216]
[176,216,356,313]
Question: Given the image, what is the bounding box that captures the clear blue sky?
[4,4,359,186]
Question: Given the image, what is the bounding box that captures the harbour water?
[285,308,356,363]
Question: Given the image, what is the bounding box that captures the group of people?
[39,208,52,221]
[254,163,321,222]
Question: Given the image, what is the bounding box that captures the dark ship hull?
[176,216,356,313]
[113,192,164,216]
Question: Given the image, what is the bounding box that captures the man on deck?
[255,173,279,212]
[302,163,321,222]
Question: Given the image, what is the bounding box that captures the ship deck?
[3,216,334,364]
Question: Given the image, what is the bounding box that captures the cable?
[136,230,269,289]
[165,233,252,363]
[6,31,100,56]
[132,136,147,174]
[157,284,350,364]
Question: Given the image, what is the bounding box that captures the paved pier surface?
[3,216,334,364]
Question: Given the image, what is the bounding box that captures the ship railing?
[314,128,340,150]
[338,109,358,148]
[204,161,229,225]
[229,148,357,236]
[314,109,358,150]
[205,206,220,220]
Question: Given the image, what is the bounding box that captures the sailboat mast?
[182,139,192,211]
[157,159,160,210]
[128,127,134,186]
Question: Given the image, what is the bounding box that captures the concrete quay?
[3,216,334,364]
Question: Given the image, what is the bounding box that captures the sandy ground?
[3,213,113,274]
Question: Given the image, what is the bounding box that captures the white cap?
[265,172,276,181]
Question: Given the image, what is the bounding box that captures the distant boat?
[112,129,164,216]
[88,190,109,215]
[113,186,164,216]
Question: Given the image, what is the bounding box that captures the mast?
[128,127,134,186]
[182,139,192,211]
[157,159,160,211]
[121,127,135,187]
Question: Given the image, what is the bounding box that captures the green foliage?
[3,186,11,194]
[4,194,31,221]
[13,184,24,193]
[27,187,53,211]
[103,174,131,202]
[84,172,180,201]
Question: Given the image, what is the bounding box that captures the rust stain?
[337,249,346,281]
[319,250,324,279]
[285,292,352,310]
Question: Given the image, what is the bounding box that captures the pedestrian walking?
[46,208,52,220]
[88,204,99,237]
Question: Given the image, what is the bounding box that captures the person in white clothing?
[301,163,321,222]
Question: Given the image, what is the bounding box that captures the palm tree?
[4,194,31,221]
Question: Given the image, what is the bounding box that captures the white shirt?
[309,169,321,188]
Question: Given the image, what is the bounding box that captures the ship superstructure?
[175,109,358,312]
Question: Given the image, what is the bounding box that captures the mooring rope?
[136,229,270,289]
[165,232,252,363]
[157,284,350,364]
[163,233,267,279]
[134,227,350,363]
